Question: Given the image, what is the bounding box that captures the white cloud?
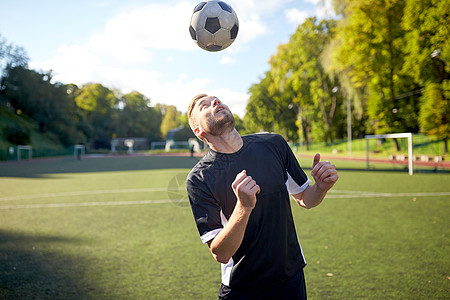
[13,0,343,121]
[231,0,293,16]
[213,2,269,54]
[139,75,248,118]
[237,14,267,44]
[304,0,335,18]
[30,44,101,84]
[87,1,196,63]
[31,1,256,118]
[220,56,236,65]
[206,88,249,118]
[35,1,198,68]
[284,8,309,25]
[38,52,248,117]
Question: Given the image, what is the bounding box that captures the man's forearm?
[208,202,252,264]
[295,184,327,209]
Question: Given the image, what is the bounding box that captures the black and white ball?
[189,1,239,52]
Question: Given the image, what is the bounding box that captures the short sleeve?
[279,136,310,193]
[186,176,224,244]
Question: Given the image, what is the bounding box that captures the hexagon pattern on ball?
[189,1,239,52]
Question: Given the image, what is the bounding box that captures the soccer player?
[186,94,339,300]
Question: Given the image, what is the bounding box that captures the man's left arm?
[292,153,339,209]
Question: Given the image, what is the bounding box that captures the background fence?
[0,134,447,161]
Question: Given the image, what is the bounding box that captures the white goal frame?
[74,145,85,160]
[365,133,413,175]
[17,145,32,161]
[150,141,194,153]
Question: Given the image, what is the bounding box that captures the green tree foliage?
[0,35,170,151]
[65,83,93,144]
[245,71,284,134]
[0,63,166,150]
[418,83,449,151]
[246,18,344,145]
[158,104,181,139]
[0,34,28,75]
[2,122,30,145]
[233,114,245,134]
[75,83,116,114]
[0,34,29,112]
[331,0,420,146]
[402,0,449,153]
[284,18,344,144]
[116,91,162,141]
[2,0,449,155]
[0,66,85,146]
[74,83,118,148]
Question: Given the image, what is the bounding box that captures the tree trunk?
[320,80,335,143]
[393,138,400,152]
[303,122,309,151]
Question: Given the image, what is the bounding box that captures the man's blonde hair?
[187,93,208,130]
[187,93,208,142]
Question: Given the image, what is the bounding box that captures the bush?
[3,123,30,145]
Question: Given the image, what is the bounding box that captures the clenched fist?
[231,170,260,210]
[311,153,338,192]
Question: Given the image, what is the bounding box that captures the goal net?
[17,145,32,161]
[365,133,413,175]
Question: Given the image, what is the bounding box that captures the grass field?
[0,155,449,299]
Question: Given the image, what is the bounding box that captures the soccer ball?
[189,1,239,52]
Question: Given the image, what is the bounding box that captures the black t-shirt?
[186,133,311,289]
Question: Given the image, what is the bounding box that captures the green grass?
[297,170,449,299]
[0,156,449,299]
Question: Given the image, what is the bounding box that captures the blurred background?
[0,0,448,161]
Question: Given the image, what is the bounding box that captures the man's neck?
[207,128,243,154]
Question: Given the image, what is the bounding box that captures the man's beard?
[206,111,235,136]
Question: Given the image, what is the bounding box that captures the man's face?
[195,95,235,137]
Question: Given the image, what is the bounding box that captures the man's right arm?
[207,170,259,264]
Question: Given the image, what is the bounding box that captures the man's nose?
[212,97,221,106]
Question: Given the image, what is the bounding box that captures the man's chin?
[210,119,235,136]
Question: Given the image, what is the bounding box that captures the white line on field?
[0,199,183,210]
[325,192,450,198]
[0,188,181,202]
[0,191,449,210]
[5,188,448,202]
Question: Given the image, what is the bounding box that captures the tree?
[418,83,449,153]
[0,35,29,111]
[65,83,93,144]
[269,18,344,145]
[116,91,162,141]
[322,27,368,139]
[402,0,449,153]
[158,104,181,139]
[0,34,28,76]
[331,0,420,150]
[245,19,346,145]
[74,83,118,149]
[0,66,85,146]
[245,71,284,135]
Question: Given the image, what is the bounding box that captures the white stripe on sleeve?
[285,172,311,195]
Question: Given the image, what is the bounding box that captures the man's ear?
[194,127,208,143]
[193,127,204,138]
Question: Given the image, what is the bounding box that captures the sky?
[0,0,334,118]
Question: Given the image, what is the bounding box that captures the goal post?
[17,145,32,161]
[365,133,413,175]
[74,145,85,160]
